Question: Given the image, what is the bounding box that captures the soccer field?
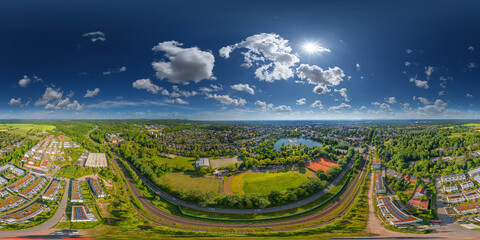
[157,172,223,194]
[227,170,314,195]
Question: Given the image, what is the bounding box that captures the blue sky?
[1,0,480,120]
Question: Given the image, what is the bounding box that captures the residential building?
[475,175,480,184]
[443,184,458,193]
[386,169,403,180]
[0,203,45,223]
[42,180,60,201]
[0,176,7,186]
[19,177,47,199]
[375,171,386,194]
[468,166,480,177]
[377,197,421,226]
[446,194,466,204]
[454,202,480,215]
[464,191,480,201]
[441,173,466,183]
[374,158,382,170]
[71,205,97,222]
[71,180,84,203]
[88,178,106,198]
[460,181,475,190]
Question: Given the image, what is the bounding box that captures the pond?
[274,138,322,150]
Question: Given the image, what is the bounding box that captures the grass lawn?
[153,156,196,169]
[229,170,312,195]
[210,156,241,169]
[0,123,55,135]
[157,172,223,194]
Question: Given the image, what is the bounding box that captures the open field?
[0,123,55,135]
[210,156,241,169]
[157,172,223,194]
[227,169,314,195]
[463,123,480,128]
[153,155,196,169]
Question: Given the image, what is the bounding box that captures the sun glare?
[303,43,318,53]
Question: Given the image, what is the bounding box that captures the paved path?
[0,179,69,238]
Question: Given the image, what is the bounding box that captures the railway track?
[89,125,367,231]
[113,154,367,231]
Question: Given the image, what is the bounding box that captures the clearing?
[209,156,241,169]
[0,123,55,135]
[226,169,314,195]
[157,172,223,194]
[153,155,196,169]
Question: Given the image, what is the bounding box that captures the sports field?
[157,172,223,194]
[0,123,55,135]
[153,155,196,169]
[210,156,241,169]
[227,169,314,195]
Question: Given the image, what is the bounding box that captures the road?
[0,179,70,238]
[362,165,479,240]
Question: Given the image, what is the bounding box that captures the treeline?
[374,125,480,179]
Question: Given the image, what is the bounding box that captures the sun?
[303,43,318,53]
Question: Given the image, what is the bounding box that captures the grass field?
[157,172,223,194]
[153,156,196,169]
[0,123,55,135]
[210,156,241,169]
[182,168,353,220]
[228,169,314,195]
[463,123,480,128]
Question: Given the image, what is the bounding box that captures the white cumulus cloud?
[231,84,254,95]
[416,97,430,104]
[35,87,63,106]
[311,100,324,109]
[219,33,299,82]
[152,41,215,84]
[334,88,349,102]
[296,64,345,95]
[328,103,352,111]
[18,75,31,88]
[171,98,189,105]
[132,79,163,94]
[84,88,100,98]
[8,98,22,106]
[385,97,397,104]
[205,93,246,106]
[296,98,306,105]
[409,76,429,89]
